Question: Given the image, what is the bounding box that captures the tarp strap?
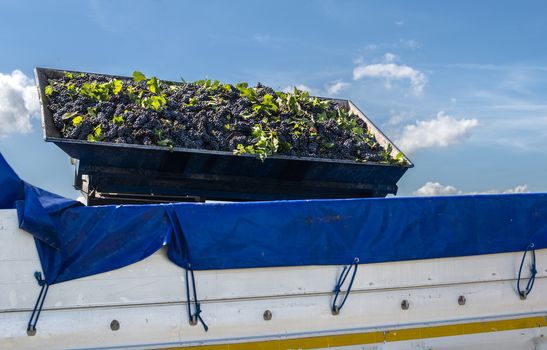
[331,257,359,315]
[185,263,208,332]
[517,243,537,300]
[26,272,49,336]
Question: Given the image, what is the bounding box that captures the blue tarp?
[0,153,24,209]
[1,152,547,285]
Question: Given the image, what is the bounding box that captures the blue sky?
[1,0,546,198]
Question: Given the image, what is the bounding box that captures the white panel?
[2,280,547,349]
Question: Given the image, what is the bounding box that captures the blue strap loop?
[332,257,359,315]
[517,243,537,300]
[164,205,209,332]
[27,271,49,336]
[185,263,208,332]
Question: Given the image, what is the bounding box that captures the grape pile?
[45,71,405,164]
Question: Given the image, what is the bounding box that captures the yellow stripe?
[166,316,547,350]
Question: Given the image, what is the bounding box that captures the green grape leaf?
[132,71,146,83]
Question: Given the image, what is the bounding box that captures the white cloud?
[326,81,349,95]
[0,70,40,137]
[502,185,529,194]
[383,52,397,62]
[353,56,427,95]
[405,39,421,50]
[282,84,315,94]
[473,184,530,195]
[283,81,349,97]
[253,33,272,43]
[395,111,479,154]
[414,182,529,196]
[414,182,461,196]
[253,33,289,44]
[386,110,415,126]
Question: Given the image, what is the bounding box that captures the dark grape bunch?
[44,71,405,164]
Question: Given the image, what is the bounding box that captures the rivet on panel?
[263,310,272,321]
